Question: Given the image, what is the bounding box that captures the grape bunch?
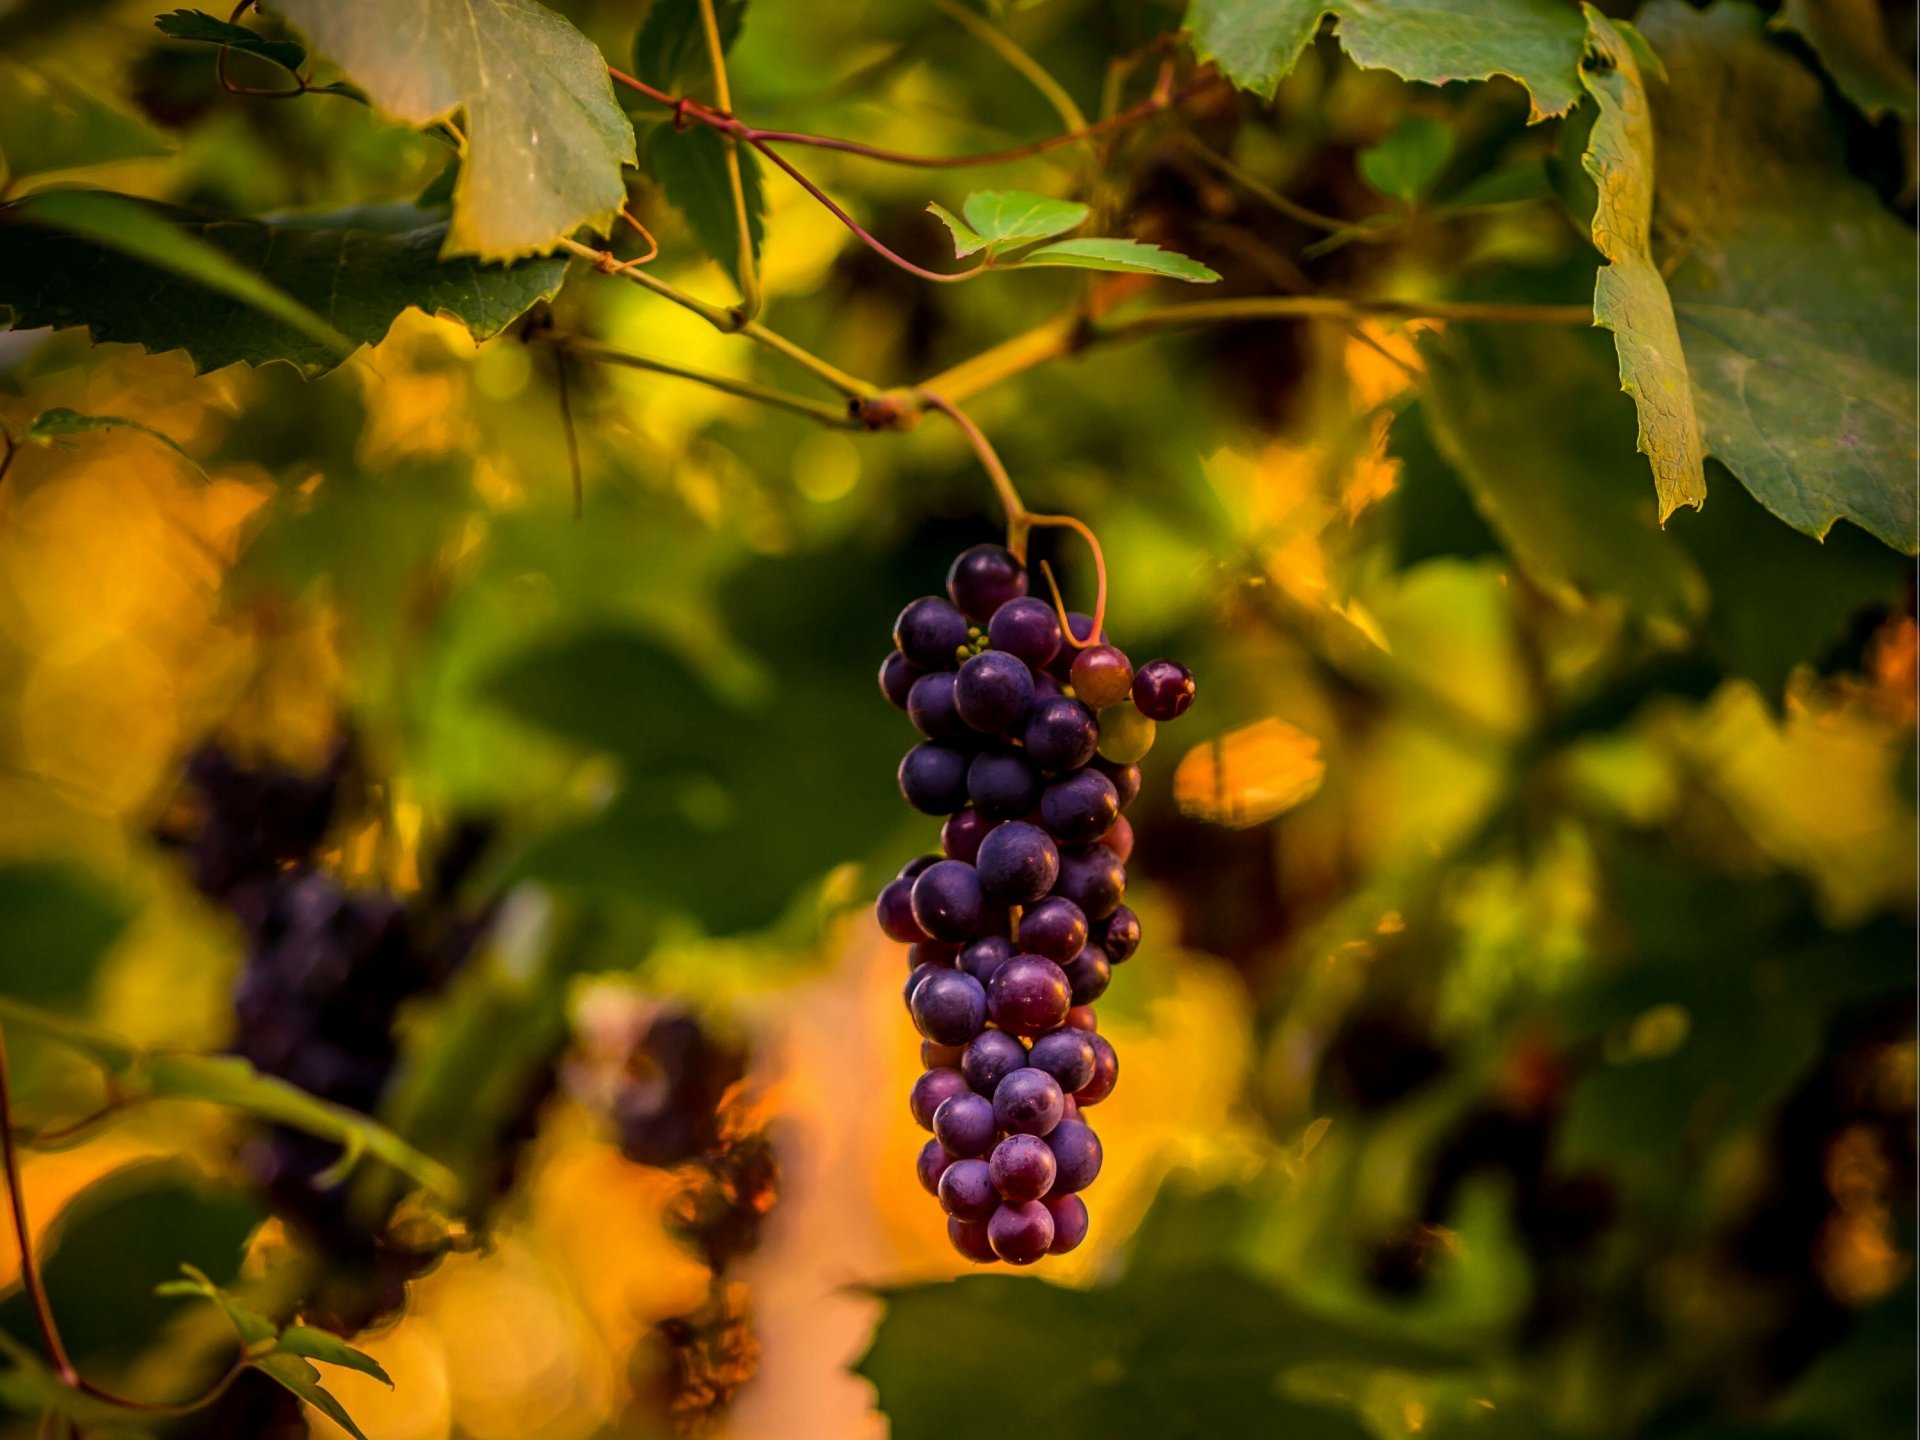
[876,542,1195,1264]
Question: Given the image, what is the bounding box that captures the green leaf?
[272,0,636,261]
[946,189,1091,258]
[1578,7,1706,523]
[0,59,173,183]
[0,196,568,376]
[926,202,991,257]
[1011,237,1220,282]
[155,8,306,73]
[0,862,128,1012]
[21,407,207,478]
[1357,114,1453,204]
[649,124,765,277]
[1639,0,1917,552]
[157,1263,280,1347]
[5,190,353,364]
[1418,325,1705,628]
[255,1353,371,1440]
[632,0,748,93]
[277,1326,395,1386]
[1773,0,1916,120]
[1185,0,1587,121]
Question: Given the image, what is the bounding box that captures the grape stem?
[696,0,762,317]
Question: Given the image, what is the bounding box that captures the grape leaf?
[276,1327,395,1386]
[1639,0,1917,553]
[156,1263,280,1346]
[256,1354,371,1440]
[1773,0,1916,120]
[270,0,636,261]
[1185,0,1587,121]
[649,123,765,277]
[0,196,569,376]
[632,0,748,93]
[1010,237,1220,282]
[929,189,1090,257]
[155,8,307,74]
[1357,114,1453,204]
[1579,7,1706,523]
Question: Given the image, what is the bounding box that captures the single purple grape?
[1016,895,1087,965]
[988,1199,1054,1264]
[993,1066,1064,1137]
[975,821,1059,904]
[903,962,943,1012]
[947,544,1027,623]
[1052,845,1125,921]
[1070,644,1133,709]
[910,1067,972,1130]
[967,748,1040,821]
[955,651,1034,734]
[1032,670,1064,702]
[1131,659,1195,721]
[907,672,972,742]
[932,1090,996,1157]
[921,1039,965,1069]
[1046,1119,1103,1192]
[1022,697,1099,773]
[1044,1193,1089,1253]
[948,1215,999,1263]
[898,743,970,814]
[909,968,987,1046]
[1064,1005,1097,1033]
[1077,1034,1118,1105]
[1028,1029,1096,1094]
[898,853,941,880]
[941,808,997,864]
[959,934,1014,987]
[938,1157,1000,1221]
[880,651,922,710]
[987,597,1062,668]
[1046,613,1108,679]
[1040,769,1120,846]
[1095,759,1141,810]
[1098,814,1133,863]
[894,596,970,669]
[1097,906,1140,963]
[910,860,986,941]
[907,939,960,968]
[875,876,929,944]
[917,1137,955,1196]
[990,1132,1058,1202]
[1058,1094,1081,1122]
[1062,945,1111,1005]
[961,1029,1028,1096]
[987,955,1072,1037]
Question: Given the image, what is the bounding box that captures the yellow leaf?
[1174,718,1326,827]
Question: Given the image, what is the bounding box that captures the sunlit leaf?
[255,1353,371,1440]
[1011,237,1219,282]
[1173,718,1326,827]
[929,189,1090,258]
[277,1326,395,1386]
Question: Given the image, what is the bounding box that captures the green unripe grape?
[1095,704,1155,764]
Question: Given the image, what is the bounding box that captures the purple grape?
[987,955,1071,1037]
[1039,769,1120,846]
[955,651,1034,734]
[975,822,1059,904]
[1062,945,1111,1005]
[1064,1005,1097,1033]
[1032,670,1064,702]
[993,1067,1064,1137]
[941,808,997,864]
[917,1137,954,1196]
[990,1133,1058,1202]
[875,877,929,944]
[938,1157,999,1221]
[1022,697,1099,773]
[1095,759,1141,810]
[1097,906,1140,963]
[921,1039,965,1069]
[894,596,970,669]
[880,651,922,710]
[898,743,970,814]
[1077,1034,1118,1105]
[1132,659,1195,721]
[1045,1119,1103,1192]
[1046,613,1107,679]
[910,1067,972,1130]
[1028,1029,1096,1094]
[1043,1193,1089,1253]
[948,1215,999,1263]
[959,934,1014,987]
[907,672,972,742]
[932,1091,996,1157]
[947,544,1027,622]
[909,968,987,1045]
[1070,644,1133,709]
[899,854,941,880]
[967,749,1040,821]
[907,939,960,968]
[903,962,943,1011]
[1058,1094,1080,1122]
[988,1200,1054,1264]
[961,1029,1028,1096]
[1016,896,1087,964]
[987,597,1062,668]
[910,860,986,941]
[1098,814,1133,863]
[1052,846,1125,920]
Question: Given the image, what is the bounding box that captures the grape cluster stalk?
[877,542,1195,1264]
